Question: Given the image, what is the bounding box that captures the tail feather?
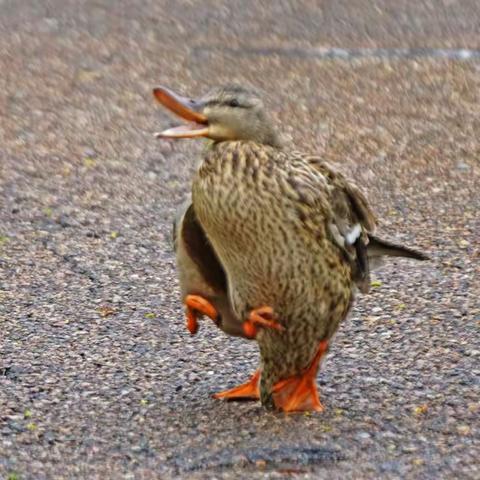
[367,235,429,261]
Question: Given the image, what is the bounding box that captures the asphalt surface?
[1,1,479,479]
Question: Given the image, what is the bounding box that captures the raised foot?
[213,369,260,400]
[184,294,218,335]
[243,306,285,339]
[272,340,329,413]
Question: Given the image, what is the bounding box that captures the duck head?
[153,85,281,147]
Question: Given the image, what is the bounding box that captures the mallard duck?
[155,85,428,412]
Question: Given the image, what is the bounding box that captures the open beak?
[153,87,210,138]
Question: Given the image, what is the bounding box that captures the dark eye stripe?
[204,99,247,108]
[225,99,248,108]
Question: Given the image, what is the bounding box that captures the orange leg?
[242,306,285,339]
[213,369,261,400]
[184,294,218,335]
[272,340,329,413]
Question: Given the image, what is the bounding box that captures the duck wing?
[305,158,428,290]
[305,157,376,292]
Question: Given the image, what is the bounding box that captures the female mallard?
[156,85,428,412]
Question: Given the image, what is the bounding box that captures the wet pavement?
[1,1,479,478]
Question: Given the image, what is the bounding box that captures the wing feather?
[305,157,377,292]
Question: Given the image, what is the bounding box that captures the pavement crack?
[193,46,480,61]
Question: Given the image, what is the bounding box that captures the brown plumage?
[156,84,428,411]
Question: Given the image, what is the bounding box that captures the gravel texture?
[1,1,479,479]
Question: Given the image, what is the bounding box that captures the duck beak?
[153,87,210,138]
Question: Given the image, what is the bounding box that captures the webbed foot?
[213,369,261,400]
[242,306,285,339]
[272,340,329,412]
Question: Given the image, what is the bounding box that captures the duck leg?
[272,339,329,412]
[184,294,218,334]
[242,306,285,339]
[213,308,284,400]
[213,369,261,400]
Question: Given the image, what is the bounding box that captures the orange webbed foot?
[272,340,329,413]
[242,306,285,339]
[184,294,218,335]
[213,369,261,400]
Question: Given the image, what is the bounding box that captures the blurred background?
[1,1,479,479]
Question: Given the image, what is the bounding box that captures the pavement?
[1,1,479,478]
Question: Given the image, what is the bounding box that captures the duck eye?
[228,98,240,108]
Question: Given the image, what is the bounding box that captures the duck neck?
[206,132,283,150]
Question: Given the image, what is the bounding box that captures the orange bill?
[153,86,209,138]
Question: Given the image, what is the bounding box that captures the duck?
[155,84,428,412]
